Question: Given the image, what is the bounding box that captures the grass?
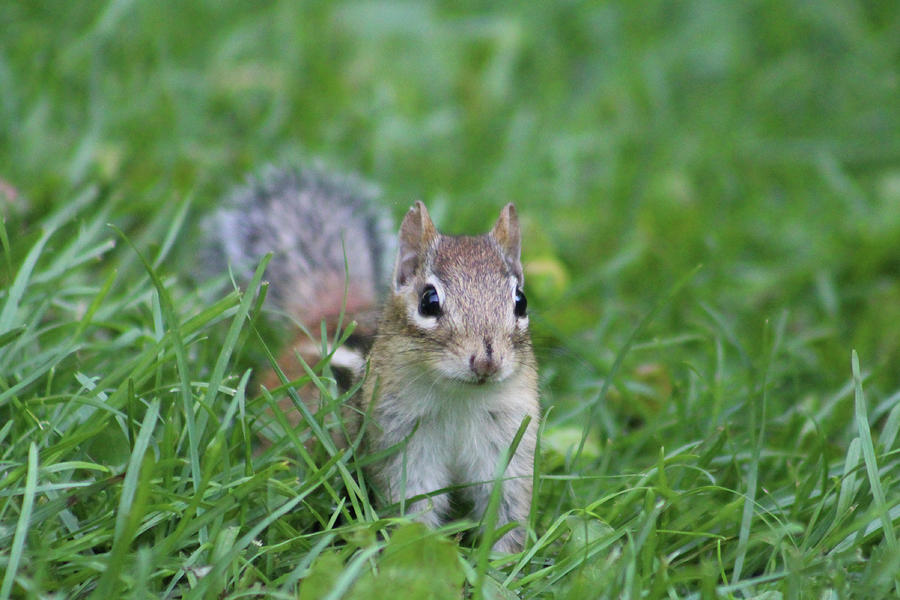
[2,0,900,597]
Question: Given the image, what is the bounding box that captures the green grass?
[2,0,900,597]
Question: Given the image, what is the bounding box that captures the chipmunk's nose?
[470,338,500,380]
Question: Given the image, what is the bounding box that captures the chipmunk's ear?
[394,201,437,289]
[491,203,524,285]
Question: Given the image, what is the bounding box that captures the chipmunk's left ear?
[394,201,438,290]
[491,203,524,285]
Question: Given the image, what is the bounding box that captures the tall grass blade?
[110,225,201,496]
[851,351,897,553]
[0,228,52,334]
[88,399,159,599]
[574,265,701,466]
[0,442,38,600]
[732,314,784,584]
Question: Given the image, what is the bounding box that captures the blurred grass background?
[2,0,900,597]
[4,1,900,372]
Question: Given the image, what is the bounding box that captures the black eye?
[514,288,527,318]
[419,285,442,317]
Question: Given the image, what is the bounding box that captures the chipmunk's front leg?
[469,419,536,553]
[373,443,452,528]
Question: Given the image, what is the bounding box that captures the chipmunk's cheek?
[496,358,516,381]
[429,354,474,383]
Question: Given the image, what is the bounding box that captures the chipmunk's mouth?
[430,355,512,387]
[473,372,506,385]
[444,369,507,387]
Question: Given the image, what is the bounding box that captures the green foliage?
[2,0,900,597]
[300,523,465,600]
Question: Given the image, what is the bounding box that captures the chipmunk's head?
[390,201,531,386]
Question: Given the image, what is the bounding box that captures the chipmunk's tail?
[202,165,395,381]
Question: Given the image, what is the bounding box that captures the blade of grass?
[320,544,384,600]
[196,254,270,448]
[278,532,337,592]
[0,216,11,278]
[0,325,25,349]
[573,265,700,466]
[0,227,53,334]
[183,489,320,600]
[91,400,159,600]
[152,196,191,269]
[851,351,897,553]
[71,268,118,342]
[0,442,38,600]
[472,415,531,600]
[879,399,900,454]
[732,312,786,584]
[257,328,373,525]
[110,225,200,498]
[88,399,159,600]
[836,437,861,519]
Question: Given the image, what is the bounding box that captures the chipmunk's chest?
[372,375,532,477]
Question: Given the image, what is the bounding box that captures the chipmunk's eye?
[419,285,442,318]
[514,288,527,318]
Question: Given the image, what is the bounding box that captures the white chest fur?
[371,366,536,486]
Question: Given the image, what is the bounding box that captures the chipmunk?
[205,166,540,552]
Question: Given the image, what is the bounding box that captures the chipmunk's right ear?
[491,203,524,285]
[394,201,437,290]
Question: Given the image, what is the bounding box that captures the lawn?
[2,1,900,597]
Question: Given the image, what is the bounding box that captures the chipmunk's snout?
[469,337,501,382]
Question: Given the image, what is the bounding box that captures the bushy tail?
[203,165,395,329]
